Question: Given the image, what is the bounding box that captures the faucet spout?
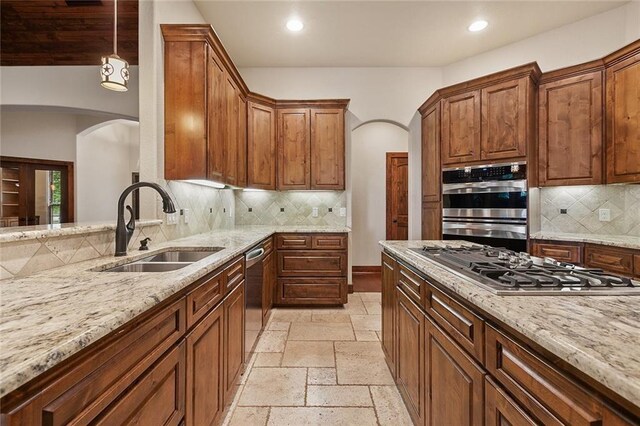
[115,182,176,257]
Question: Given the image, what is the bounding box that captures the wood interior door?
[277,108,311,190]
[441,91,481,165]
[386,152,409,240]
[247,101,276,189]
[310,108,345,189]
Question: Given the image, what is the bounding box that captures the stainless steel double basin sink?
[99,248,224,272]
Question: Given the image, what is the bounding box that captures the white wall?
[0,66,139,119]
[76,121,140,222]
[442,2,640,85]
[351,122,408,265]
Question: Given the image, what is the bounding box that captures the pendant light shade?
[100,0,129,92]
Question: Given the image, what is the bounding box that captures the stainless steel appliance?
[442,162,527,251]
[409,245,640,295]
[245,245,265,361]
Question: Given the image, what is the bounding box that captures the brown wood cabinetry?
[310,108,346,189]
[531,240,583,264]
[277,108,311,190]
[441,90,481,164]
[538,68,604,186]
[262,239,276,325]
[275,233,348,305]
[584,244,634,276]
[421,202,442,240]
[237,96,248,187]
[421,102,441,203]
[485,377,539,426]
[247,100,277,190]
[223,281,245,406]
[207,49,226,183]
[604,40,640,184]
[381,252,396,377]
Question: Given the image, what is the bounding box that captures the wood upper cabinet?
[224,77,240,186]
[481,78,528,160]
[207,47,226,183]
[186,299,224,426]
[247,101,277,190]
[164,40,208,180]
[538,69,603,186]
[422,102,441,203]
[605,42,640,183]
[237,96,248,187]
[310,108,345,189]
[381,252,397,378]
[278,108,311,190]
[441,90,481,165]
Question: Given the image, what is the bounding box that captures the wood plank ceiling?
[1,0,138,66]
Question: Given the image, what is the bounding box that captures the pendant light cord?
[113,0,118,55]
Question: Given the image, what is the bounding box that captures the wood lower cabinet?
[584,244,634,276]
[395,287,425,425]
[381,252,396,377]
[275,233,348,305]
[262,240,276,326]
[247,100,276,190]
[530,240,583,264]
[605,41,640,184]
[223,281,245,406]
[485,377,539,426]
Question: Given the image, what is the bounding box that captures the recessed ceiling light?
[286,18,304,32]
[468,20,488,32]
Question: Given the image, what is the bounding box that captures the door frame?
[0,156,75,224]
[386,152,408,240]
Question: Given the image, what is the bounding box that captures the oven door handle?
[442,179,527,194]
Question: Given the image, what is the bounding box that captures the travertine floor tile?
[228,406,270,426]
[267,321,290,331]
[239,368,306,406]
[311,312,352,323]
[281,341,335,367]
[288,322,355,341]
[307,368,337,385]
[335,342,394,385]
[267,407,378,426]
[306,385,373,407]
[355,330,379,341]
[254,331,288,352]
[253,352,283,367]
[351,314,382,331]
[270,309,312,323]
[359,292,382,302]
[371,385,413,425]
[364,301,382,315]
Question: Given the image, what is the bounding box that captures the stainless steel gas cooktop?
[409,245,640,295]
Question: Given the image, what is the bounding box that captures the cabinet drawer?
[186,269,224,328]
[276,234,312,250]
[224,256,245,291]
[396,262,424,307]
[532,242,582,263]
[278,278,347,304]
[485,377,545,426]
[311,234,347,250]
[262,236,274,255]
[584,245,633,276]
[277,251,347,277]
[426,284,484,363]
[41,299,186,426]
[634,255,640,278]
[486,325,609,426]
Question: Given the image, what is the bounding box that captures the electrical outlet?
[312,207,319,218]
[183,208,190,224]
[165,212,177,225]
[598,208,611,222]
[339,207,347,217]
[560,208,567,214]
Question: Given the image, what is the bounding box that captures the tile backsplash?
[0,182,234,280]
[540,184,640,236]
[235,190,347,226]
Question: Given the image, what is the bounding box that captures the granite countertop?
[0,225,350,398]
[379,240,640,409]
[0,220,164,243]
[530,231,640,250]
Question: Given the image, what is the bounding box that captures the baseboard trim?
[348,284,354,294]
[353,266,381,274]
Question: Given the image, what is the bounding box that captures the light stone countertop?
[0,225,350,398]
[379,240,640,410]
[530,232,640,250]
[0,220,164,243]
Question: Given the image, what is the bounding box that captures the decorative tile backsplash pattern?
[0,182,234,279]
[235,191,347,226]
[540,185,640,236]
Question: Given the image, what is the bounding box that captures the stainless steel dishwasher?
[245,245,265,362]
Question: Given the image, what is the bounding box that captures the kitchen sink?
[98,248,225,273]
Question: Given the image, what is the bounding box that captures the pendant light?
[100,0,130,91]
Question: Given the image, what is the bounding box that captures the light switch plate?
[165,212,177,225]
[183,208,190,224]
[598,208,611,222]
[312,207,319,218]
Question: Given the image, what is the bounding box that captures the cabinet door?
[186,301,224,426]
[262,249,275,325]
[531,241,582,264]
[422,103,441,203]
[381,252,396,378]
[425,318,484,426]
[441,91,481,165]
[224,77,239,186]
[278,108,311,190]
[481,78,528,160]
[485,377,538,426]
[247,102,277,189]
[539,71,603,186]
[310,108,345,189]
[584,244,634,276]
[207,47,226,183]
[224,281,245,405]
[164,41,207,180]
[94,343,185,426]
[605,50,640,183]
[237,96,248,187]
[422,201,441,240]
[395,288,425,425]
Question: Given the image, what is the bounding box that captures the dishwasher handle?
[245,247,266,268]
